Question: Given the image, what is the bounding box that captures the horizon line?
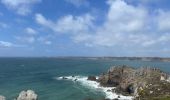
[0,56,170,58]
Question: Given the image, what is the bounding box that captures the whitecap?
[55,76,134,100]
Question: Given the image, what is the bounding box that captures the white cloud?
[25,27,37,35]
[157,10,170,31]
[106,0,147,33]
[35,13,94,34]
[72,0,150,47]
[15,28,38,43]
[0,22,8,28]
[55,14,94,33]
[16,36,35,43]
[36,0,152,48]
[72,0,170,48]
[44,41,52,45]
[35,14,55,30]
[0,12,3,16]
[65,0,89,7]
[0,41,13,47]
[37,36,52,45]
[1,0,41,15]
[35,0,170,54]
[0,41,25,48]
[158,33,170,42]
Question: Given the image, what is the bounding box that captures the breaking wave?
[55,76,133,100]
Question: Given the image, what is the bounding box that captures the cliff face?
[97,65,170,99]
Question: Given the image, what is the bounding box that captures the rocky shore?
[0,90,38,100]
[1,66,170,100]
[87,65,170,100]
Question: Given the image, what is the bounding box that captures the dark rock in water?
[107,89,111,92]
[87,76,96,81]
[62,77,68,79]
[0,95,5,100]
[74,79,77,81]
[83,98,93,100]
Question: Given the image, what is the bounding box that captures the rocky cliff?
[96,65,170,100]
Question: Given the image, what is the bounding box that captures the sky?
[0,0,170,57]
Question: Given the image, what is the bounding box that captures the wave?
[55,76,133,100]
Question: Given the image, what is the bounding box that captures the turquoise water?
[0,58,170,100]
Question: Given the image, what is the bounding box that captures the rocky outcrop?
[0,95,5,100]
[0,90,37,100]
[17,90,37,100]
[97,65,170,99]
[87,76,96,81]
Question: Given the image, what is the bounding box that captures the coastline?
[56,65,170,100]
[56,76,133,100]
[1,59,170,100]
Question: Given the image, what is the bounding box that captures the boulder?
[0,95,5,100]
[62,77,68,79]
[17,90,37,100]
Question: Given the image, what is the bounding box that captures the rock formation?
[17,90,38,100]
[97,65,170,99]
[87,76,96,81]
[0,95,5,100]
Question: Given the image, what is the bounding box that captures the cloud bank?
[35,0,170,53]
[1,0,41,15]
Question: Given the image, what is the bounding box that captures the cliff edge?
[97,65,170,100]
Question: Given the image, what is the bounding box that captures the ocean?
[0,58,170,100]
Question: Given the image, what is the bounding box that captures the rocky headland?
[88,65,170,100]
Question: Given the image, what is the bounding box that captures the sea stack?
[17,90,38,100]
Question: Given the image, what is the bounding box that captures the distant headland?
[1,57,170,62]
[52,57,170,62]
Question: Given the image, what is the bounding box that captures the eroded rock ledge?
[88,65,170,100]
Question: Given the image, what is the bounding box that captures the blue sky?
[0,0,170,57]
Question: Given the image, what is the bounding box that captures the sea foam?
[56,76,133,100]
